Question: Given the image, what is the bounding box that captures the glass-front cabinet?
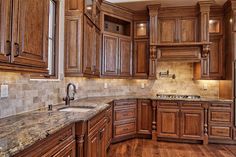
[209,17,222,34]
[84,0,101,29]
[134,21,148,38]
[85,0,93,19]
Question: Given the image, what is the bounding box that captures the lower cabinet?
[53,140,76,157]
[180,109,204,139]
[137,99,152,135]
[157,101,205,142]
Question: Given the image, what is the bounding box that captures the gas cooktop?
[156,94,201,100]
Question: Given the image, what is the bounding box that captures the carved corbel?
[202,44,210,58]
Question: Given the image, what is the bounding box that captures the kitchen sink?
[58,106,95,113]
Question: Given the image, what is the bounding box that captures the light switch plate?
[104,83,108,89]
[141,83,145,89]
[1,84,8,98]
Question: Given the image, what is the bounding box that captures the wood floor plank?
[107,139,236,157]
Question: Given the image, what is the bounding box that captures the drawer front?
[114,122,136,137]
[158,101,178,108]
[210,110,231,123]
[114,100,137,108]
[88,111,107,134]
[114,108,136,121]
[210,103,232,109]
[209,126,232,139]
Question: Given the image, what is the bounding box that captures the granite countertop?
[0,95,233,157]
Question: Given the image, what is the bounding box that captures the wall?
[0,62,220,118]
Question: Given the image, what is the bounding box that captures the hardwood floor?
[107,139,236,157]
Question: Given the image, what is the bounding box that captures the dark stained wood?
[157,108,180,138]
[64,15,83,76]
[180,109,204,139]
[102,33,119,76]
[53,140,76,157]
[12,0,48,69]
[179,17,197,42]
[159,18,177,43]
[119,37,132,77]
[107,139,236,157]
[0,0,11,63]
[137,99,152,135]
[133,39,149,78]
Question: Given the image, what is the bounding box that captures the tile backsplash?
[0,62,220,118]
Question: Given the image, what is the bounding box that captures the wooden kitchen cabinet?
[113,99,137,143]
[137,100,152,135]
[53,141,76,157]
[0,0,49,73]
[0,0,11,63]
[119,38,132,77]
[133,39,149,78]
[194,35,224,80]
[102,34,132,78]
[157,108,180,138]
[180,109,204,139]
[158,17,197,44]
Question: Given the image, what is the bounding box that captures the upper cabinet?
[0,0,49,73]
[65,0,101,77]
[158,17,197,44]
[134,21,148,38]
[101,13,132,78]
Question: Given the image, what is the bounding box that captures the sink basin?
[58,106,95,113]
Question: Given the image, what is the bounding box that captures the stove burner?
[156,94,201,100]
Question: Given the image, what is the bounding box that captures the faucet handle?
[70,97,75,101]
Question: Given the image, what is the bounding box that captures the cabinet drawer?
[210,103,232,109]
[209,110,231,123]
[88,110,107,134]
[114,99,137,108]
[114,122,136,137]
[158,101,178,108]
[114,108,136,121]
[209,126,232,139]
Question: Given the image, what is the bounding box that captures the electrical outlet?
[141,83,145,89]
[1,84,8,98]
[104,83,108,89]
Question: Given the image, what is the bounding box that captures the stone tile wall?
[0,62,220,118]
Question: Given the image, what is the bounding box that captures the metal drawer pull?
[6,40,11,56]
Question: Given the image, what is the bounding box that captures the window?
[48,0,57,77]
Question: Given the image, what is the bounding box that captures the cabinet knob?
[14,43,20,57]
[5,40,11,56]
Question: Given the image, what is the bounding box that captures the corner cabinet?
[0,0,49,73]
[64,0,101,77]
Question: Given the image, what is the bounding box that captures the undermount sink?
[58,106,95,113]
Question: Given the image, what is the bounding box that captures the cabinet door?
[12,0,48,69]
[137,100,152,135]
[88,132,99,157]
[100,125,107,157]
[83,16,94,75]
[179,18,197,42]
[159,19,177,43]
[119,38,132,77]
[64,15,83,76]
[209,35,224,79]
[157,108,179,138]
[53,141,76,157]
[102,34,119,76]
[133,39,149,78]
[0,0,11,63]
[180,109,204,139]
[93,28,101,76]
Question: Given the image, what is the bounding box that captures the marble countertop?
[0,95,233,157]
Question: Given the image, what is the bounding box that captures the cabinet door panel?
[102,34,118,76]
[88,133,99,157]
[159,19,177,43]
[137,100,152,135]
[12,0,48,68]
[0,0,11,62]
[53,141,76,157]
[180,109,204,139]
[119,38,132,77]
[64,15,83,76]
[209,35,224,79]
[179,18,197,42]
[157,108,179,138]
[133,40,148,78]
[84,17,94,75]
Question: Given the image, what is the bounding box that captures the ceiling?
[106,0,227,11]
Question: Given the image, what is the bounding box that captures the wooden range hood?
[147,1,212,64]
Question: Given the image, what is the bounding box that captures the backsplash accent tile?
[0,62,220,118]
